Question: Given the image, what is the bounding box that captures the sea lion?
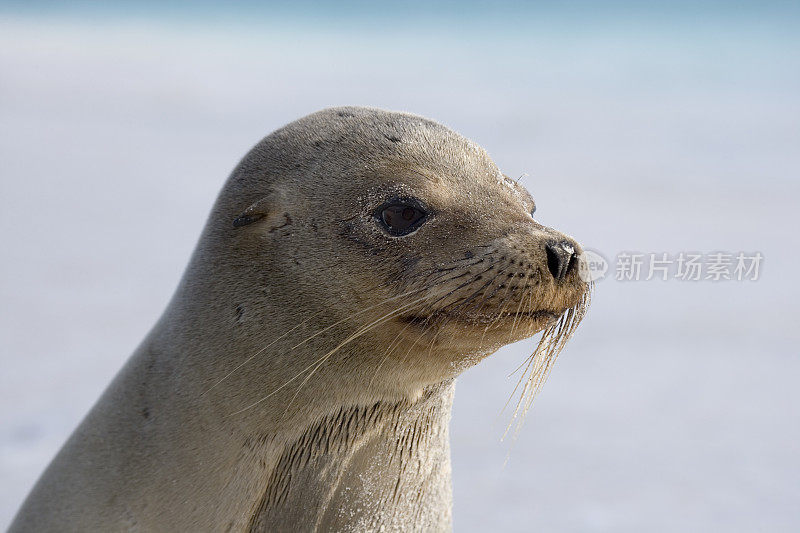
[10,106,590,532]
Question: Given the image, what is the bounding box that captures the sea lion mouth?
[400,308,562,327]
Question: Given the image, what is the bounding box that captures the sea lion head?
[200,106,589,404]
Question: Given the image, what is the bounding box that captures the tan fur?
[10,107,589,532]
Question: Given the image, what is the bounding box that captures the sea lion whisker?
[517,334,563,430]
[502,330,556,440]
[497,345,541,426]
[422,246,495,271]
[494,279,521,325]
[479,271,520,335]
[367,319,419,391]
[437,263,513,317]
[507,286,535,345]
[431,258,485,273]
[394,317,439,373]
[426,315,452,358]
[279,286,459,415]
[392,309,451,374]
[505,290,540,379]
[435,259,487,274]
[234,285,456,418]
[207,284,444,399]
[502,288,591,441]
[505,320,566,430]
[412,262,501,314]
[417,255,494,287]
[364,283,466,392]
[421,268,477,288]
[287,270,469,352]
[288,288,428,351]
[200,309,326,397]
[284,266,492,416]
[454,265,516,346]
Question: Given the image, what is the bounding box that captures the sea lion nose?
[545,241,577,280]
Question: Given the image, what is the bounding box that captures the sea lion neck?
[145,305,457,531]
[246,381,455,531]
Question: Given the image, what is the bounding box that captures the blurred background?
[1,1,798,531]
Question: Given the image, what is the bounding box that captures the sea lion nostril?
[545,241,577,280]
[566,251,577,276]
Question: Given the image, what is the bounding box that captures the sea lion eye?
[378,201,427,236]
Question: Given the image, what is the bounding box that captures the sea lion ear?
[232,196,272,228]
